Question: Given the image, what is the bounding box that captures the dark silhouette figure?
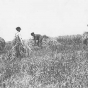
[16,27,21,32]
[31,32,43,46]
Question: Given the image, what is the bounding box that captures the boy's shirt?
[15,32,23,44]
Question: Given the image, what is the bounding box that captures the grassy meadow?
[0,34,88,88]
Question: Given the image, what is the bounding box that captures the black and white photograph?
[0,0,88,88]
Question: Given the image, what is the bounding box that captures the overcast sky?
[0,0,88,41]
